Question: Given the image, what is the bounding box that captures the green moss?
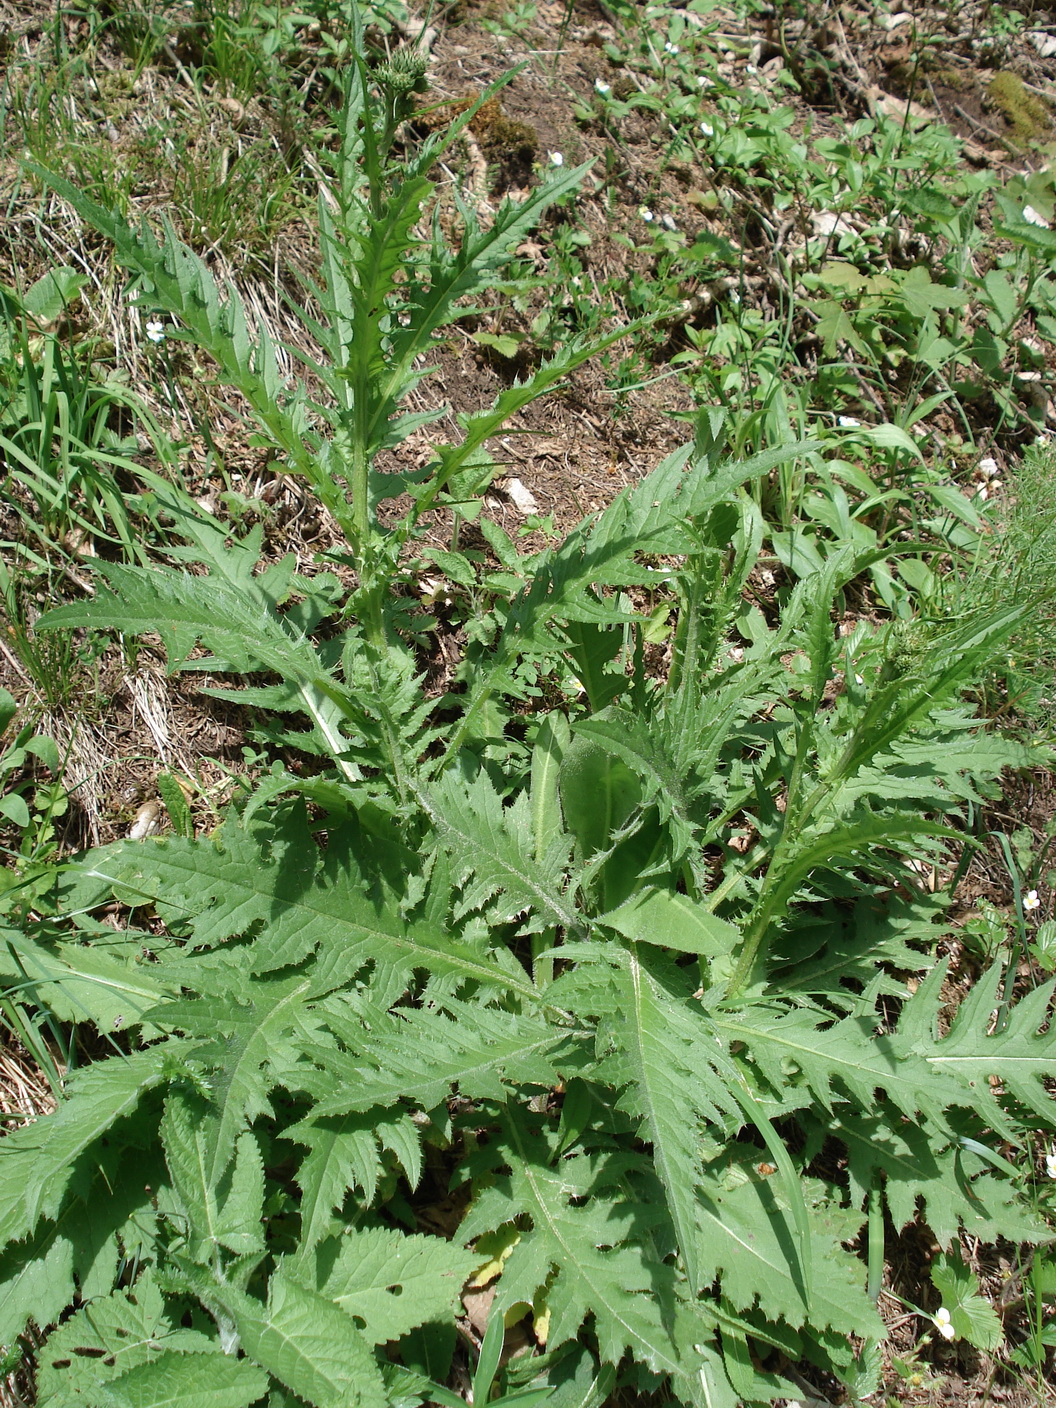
[988,70,1052,146]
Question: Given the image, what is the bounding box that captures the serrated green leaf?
[0,1145,164,1346]
[319,1227,478,1343]
[64,810,541,1002]
[0,1048,165,1246]
[429,767,579,933]
[37,1275,215,1406]
[104,1352,269,1408]
[592,948,742,1295]
[159,977,309,1183]
[302,1002,570,1117]
[459,1112,682,1375]
[162,1092,264,1261]
[694,1150,881,1337]
[218,1270,386,1408]
[599,888,739,958]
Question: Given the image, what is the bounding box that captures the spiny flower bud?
[375,48,429,98]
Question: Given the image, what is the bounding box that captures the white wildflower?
[1024,889,1041,912]
[1046,1148,1056,1179]
[837,415,860,428]
[978,456,999,479]
[594,79,611,95]
[700,121,714,137]
[145,320,166,344]
[933,1307,956,1341]
[661,213,677,231]
[1023,204,1050,228]
[549,151,564,167]
[976,484,989,501]
[664,41,679,54]
[640,206,655,223]
[855,673,865,686]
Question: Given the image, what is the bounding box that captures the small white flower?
[855,673,865,686]
[1023,204,1051,228]
[1045,1149,1056,1179]
[145,320,166,344]
[664,41,679,54]
[978,456,999,479]
[837,415,860,428]
[976,484,989,501]
[640,206,654,223]
[1035,433,1051,446]
[549,151,564,167]
[700,121,714,137]
[594,79,610,95]
[933,1307,956,1341]
[661,213,677,231]
[1024,889,1041,912]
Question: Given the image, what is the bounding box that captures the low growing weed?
[2,411,1052,1407]
[1,16,1054,1408]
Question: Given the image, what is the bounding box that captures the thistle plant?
[29,25,621,653]
[2,22,1055,1408]
[0,413,1051,1404]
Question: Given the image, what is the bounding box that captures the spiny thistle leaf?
[0,1047,166,1244]
[428,766,579,932]
[314,1227,479,1344]
[64,809,541,1002]
[460,1111,683,1375]
[694,1148,882,1337]
[36,1273,220,1406]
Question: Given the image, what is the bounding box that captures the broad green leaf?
[218,1270,386,1408]
[559,734,642,864]
[844,423,924,461]
[23,266,88,324]
[0,1047,166,1244]
[694,1150,881,1337]
[530,713,570,865]
[931,1253,1003,1352]
[460,1112,682,1375]
[104,1352,269,1408]
[599,888,739,958]
[319,1227,478,1343]
[36,1275,215,1406]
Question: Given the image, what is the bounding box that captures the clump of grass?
[953,443,1056,730]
